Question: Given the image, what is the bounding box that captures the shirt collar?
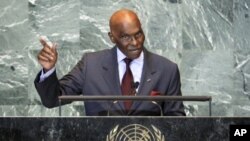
[116,47,144,64]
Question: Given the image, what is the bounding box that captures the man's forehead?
[109,9,140,28]
[110,9,137,21]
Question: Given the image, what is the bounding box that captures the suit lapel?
[129,49,158,113]
[138,50,157,95]
[101,47,126,113]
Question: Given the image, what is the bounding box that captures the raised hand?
[37,37,58,72]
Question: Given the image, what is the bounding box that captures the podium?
[0,117,250,140]
[0,96,220,140]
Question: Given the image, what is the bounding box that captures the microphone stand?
[107,82,140,116]
[107,101,118,116]
[151,101,163,116]
[107,82,163,116]
[132,81,163,116]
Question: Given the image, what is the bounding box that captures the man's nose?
[130,36,138,46]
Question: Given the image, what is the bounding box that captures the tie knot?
[124,58,132,65]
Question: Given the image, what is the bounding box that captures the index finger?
[39,37,49,48]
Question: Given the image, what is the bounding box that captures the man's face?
[109,18,145,59]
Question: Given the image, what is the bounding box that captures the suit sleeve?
[34,55,86,108]
[163,64,186,116]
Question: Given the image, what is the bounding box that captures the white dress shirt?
[117,48,144,90]
[39,67,55,82]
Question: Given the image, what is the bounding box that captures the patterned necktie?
[121,58,134,111]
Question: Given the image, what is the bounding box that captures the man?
[34,9,186,116]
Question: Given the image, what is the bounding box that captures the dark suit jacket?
[34,47,186,116]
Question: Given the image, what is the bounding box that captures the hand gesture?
[37,37,58,72]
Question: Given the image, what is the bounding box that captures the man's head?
[108,9,145,59]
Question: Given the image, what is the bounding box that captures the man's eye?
[121,36,130,40]
[135,32,142,38]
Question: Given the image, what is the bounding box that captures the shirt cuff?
[39,67,56,82]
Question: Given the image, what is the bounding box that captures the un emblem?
[106,124,165,141]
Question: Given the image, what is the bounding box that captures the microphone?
[132,81,139,89]
[130,81,139,95]
[107,101,118,116]
[151,101,163,116]
[150,91,163,116]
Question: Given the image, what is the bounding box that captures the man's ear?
[108,32,116,43]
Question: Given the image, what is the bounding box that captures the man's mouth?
[129,48,139,51]
[128,46,141,52]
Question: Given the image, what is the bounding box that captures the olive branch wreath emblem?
[106,124,165,141]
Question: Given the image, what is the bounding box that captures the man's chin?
[127,50,142,59]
